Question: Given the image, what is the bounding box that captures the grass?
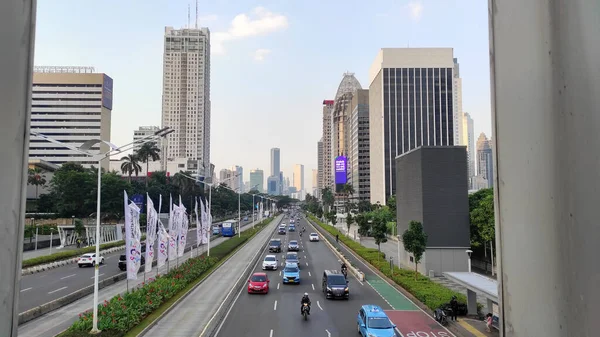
[56,217,276,337]
[308,214,469,311]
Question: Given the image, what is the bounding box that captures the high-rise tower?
[161,26,211,175]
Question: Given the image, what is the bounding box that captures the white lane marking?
[308,271,311,277]
[317,300,323,310]
[270,329,273,337]
[60,274,76,280]
[305,262,309,267]
[304,255,307,259]
[48,286,67,294]
[326,329,331,337]
[277,283,280,289]
[20,287,32,292]
[274,300,278,310]
[312,284,315,291]
[91,273,105,279]
[279,271,282,276]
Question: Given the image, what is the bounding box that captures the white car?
[309,233,319,242]
[78,253,104,267]
[262,254,278,270]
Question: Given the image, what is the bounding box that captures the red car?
[248,272,270,294]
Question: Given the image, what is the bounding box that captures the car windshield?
[286,254,297,260]
[284,266,299,273]
[328,275,347,285]
[250,275,267,282]
[289,241,297,245]
[265,256,276,261]
[270,241,280,246]
[311,233,318,236]
[368,317,394,329]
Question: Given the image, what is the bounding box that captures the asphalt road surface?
[19,220,253,313]
[214,215,392,337]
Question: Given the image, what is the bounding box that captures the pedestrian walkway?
[22,245,78,260]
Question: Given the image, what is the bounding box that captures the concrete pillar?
[487,298,494,316]
[490,0,598,336]
[0,1,37,335]
[466,289,478,316]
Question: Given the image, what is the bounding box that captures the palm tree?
[136,142,161,188]
[321,187,335,214]
[342,183,355,213]
[120,154,142,182]
[27,167,47,198]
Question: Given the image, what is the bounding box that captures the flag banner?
[157,220,169,269]
[159,194,163,214]
[168,204,180,261]
[124,191,142,280]
[195,198,202,248]
[145,194,158,273]
[178,206,190,257]
[168,194,174,233]
[201,199,209,244]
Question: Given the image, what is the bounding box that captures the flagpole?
[208,185,212,257]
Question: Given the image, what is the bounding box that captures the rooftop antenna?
[195,0,198,28]
[187,4,190,28]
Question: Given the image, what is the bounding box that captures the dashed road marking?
[274,300,278,310]
[277,283,280,290]
[60,274,75,280]
[20,287,32,292]
[308,271,311,277]
[325,329,331,337]
[312,284,315,291]
[91,273,105,279]
[48,286,67,295]
[317,300,323,310]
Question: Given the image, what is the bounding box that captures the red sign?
[322,100,334,105]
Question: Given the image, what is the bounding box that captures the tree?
[355,212,371,236]
[342,183,355,213]
[49,163,96,217]
[27,167,47,198]
[357,200,373,213]
[371,207,393,250]
[346,212,354,237]
[386,194,397,219]
[401,220,428,280]
[321,187,335,213]
[136,142,161,188]
[120,154,141,182]
[469,188,495,248]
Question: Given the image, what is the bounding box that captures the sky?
[34,0,492,192]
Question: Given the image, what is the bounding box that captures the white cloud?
[212,7,289,55]
[198,14,218,23]
[407,1,424,22]
[253,49,271,61]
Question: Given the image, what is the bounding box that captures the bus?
[221,220,238,237]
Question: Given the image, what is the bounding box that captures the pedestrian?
[450,296,458,321]
[336,234,339,243]
[485,313,493,332]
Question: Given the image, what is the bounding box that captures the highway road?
[214,215,393,337]
[18,220,253,314]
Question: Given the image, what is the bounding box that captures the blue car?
[289,225,296,232]
[282,262,300,284]
[285,252,300,268]
[357,305,397,337]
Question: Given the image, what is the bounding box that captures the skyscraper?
[322,100,334,190]
[269,148,281,195]
[270,148,280,177]
[332,73,362,161]
[161,26,211,176]
[312,169,319,196]
[317,139,323,196]
[219,168,234,188]
[476,133,494,189]
[249,169,264,192]
[463,112,476,185]
[29,66,113,170]
[453,58,464,146]
[369,48,457,204]
[293,164,304,192]
[231,165,243,192]
[349,89,371,201]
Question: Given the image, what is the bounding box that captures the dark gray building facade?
[395,146,470,276]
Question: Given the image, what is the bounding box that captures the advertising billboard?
[102,75,114,110]
[334,156,347,184]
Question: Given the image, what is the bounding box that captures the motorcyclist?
[341,261,348,277]
[300,292,311,315]
[299,231,302,237]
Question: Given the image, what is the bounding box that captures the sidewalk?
[321,218,497,337]
[22,245,78,260]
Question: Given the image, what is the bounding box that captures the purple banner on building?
[334,156,347,184]
[102,75,113,110]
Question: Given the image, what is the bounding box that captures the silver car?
[287,240,299,251]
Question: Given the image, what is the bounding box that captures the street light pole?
[238,191,241,238]
[91,157,102,333]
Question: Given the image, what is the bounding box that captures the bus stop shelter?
[443,271,499,327]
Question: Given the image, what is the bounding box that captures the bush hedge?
[58,218,275,337]
[308,214,467,311]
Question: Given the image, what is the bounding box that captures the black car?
[268,239,282,253]
[118,244,146,271]
[278,226,286,235]
[322,270,349,299]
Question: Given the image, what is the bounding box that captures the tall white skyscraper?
[453,58,464,145]
[133,126,160,153]
[161,26,211,175]
[463,112,476,182]
[293,164,305,192]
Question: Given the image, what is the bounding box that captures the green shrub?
[62,218,274,336]
[308,214,466,310]
[22,239,136,268]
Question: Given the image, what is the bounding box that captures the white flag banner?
[124,191,142,280]
[168,194,174,233]
[157,220,169,269]
[145,194,158,273]
[168,204,179,261]
[177,204,188,257]
[195,198,201,248]
[201,199,209,244]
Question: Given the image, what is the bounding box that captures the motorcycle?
[341,267,348,279]
[433,308,449,326]
[302,303,310,321]
[299,232,303,237]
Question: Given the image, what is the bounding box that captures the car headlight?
[327,287,332,291]
[345,287,349,292]
[263,284,267,288]
[367,334,377,337]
